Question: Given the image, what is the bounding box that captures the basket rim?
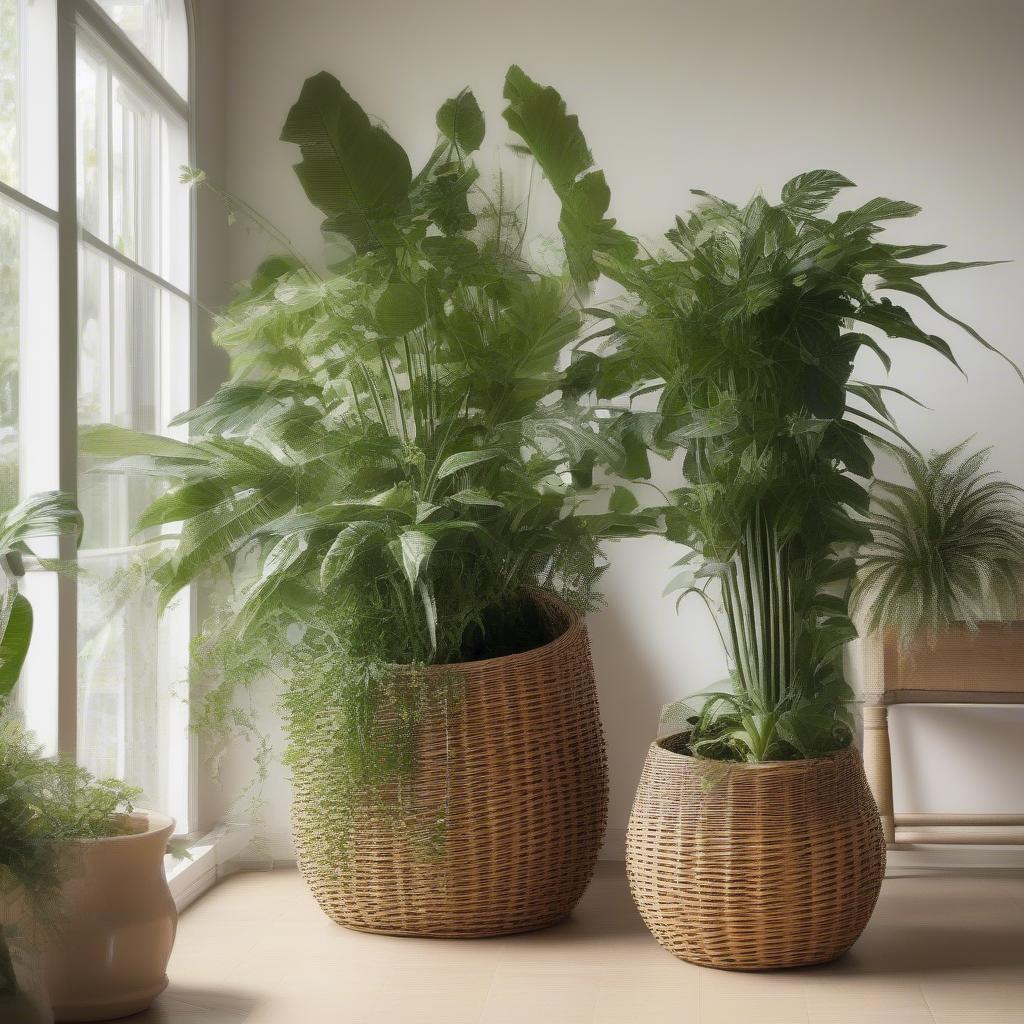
[652,730,857,771]
[423,588,584,675]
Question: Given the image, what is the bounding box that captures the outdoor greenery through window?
[0,0,193,830]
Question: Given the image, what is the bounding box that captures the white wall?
[203,0,1024,857]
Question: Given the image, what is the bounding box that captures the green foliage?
[0,716,139,992]
[507,72,1017,761]
[502,66,636,287]
[86,73,625,853]
[0,492,83,699]
[854,442,1024,649]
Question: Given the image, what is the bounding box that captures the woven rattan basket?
[626,734,885,970]
[290,591,608,938]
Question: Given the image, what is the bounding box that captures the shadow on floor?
[126,987,259,1023]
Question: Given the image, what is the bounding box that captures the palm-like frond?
[854,442,1024,648]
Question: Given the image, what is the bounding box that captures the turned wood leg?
[863,703,895,847]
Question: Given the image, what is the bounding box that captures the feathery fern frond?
[854,443,1024,648]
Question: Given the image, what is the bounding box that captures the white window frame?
[0,0,197,838]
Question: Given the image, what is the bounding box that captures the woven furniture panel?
[291,592,608,938]
[883,622,1024,700]
[626,736,885,970]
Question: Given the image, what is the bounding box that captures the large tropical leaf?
[502,65,636,286]
[280,71,412,253]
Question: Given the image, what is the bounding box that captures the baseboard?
[169,824,1022,909]
[167,839,218,912]
[885,842,1024,875]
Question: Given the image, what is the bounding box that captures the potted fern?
[854,442,1024,845]
[1,495,177,1021]
[1,491,80,1023]
[0,722,154,1024]
[855,441,1024,648]
[84,73,631,937]
[504,67,1019,968]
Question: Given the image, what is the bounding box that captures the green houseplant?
[1,493,177,1021]
[0,718,141,1023]
[854,441,1024,848]
[503,66,1019,968]
[1,489,81,1021]
[85,72,625,936]
[854,441,1024,648]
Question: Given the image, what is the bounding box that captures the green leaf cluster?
[505,68,1018,761]
[854,442,1024,649]
[86,74,628,847]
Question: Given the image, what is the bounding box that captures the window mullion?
[0,181,59,223]
[80,228,190,303]
[55,0,80,759]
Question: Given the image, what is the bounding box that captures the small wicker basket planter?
[290,591,608,938]
[626,734,885,970]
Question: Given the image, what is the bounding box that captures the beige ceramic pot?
[43,811,177,1022]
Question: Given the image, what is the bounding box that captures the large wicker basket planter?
[626,734,885,970]
[290,592,608,937]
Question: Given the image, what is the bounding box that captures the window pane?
[76,41,189,290]
[77,246,191,827]
[0,191,60,752]
[0,197,20,510]
[0,0,57,208]
[95,0,188,99]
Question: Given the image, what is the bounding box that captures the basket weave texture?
[290,592,608,937]
[626,734,885,970]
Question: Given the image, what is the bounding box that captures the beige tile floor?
[130,864,1024,1024]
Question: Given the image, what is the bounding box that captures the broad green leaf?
[609,485,638,514]
[80,424,203,462]
[134,480,231,535]
[836,197,921,233]
[502,65,636,285]
[421,235,478,271]
[395,530,436,589]
[280,71,412,253]
[235,534,309,637]
[780,169,855,217]
[449,489,502,508]
[159,478,296,610]
[319,522,379,590]
[436,88,485,154]
[435,448,505,480]
[878,276,1023,382]
[0,593,32,699]
[375,282,428,336]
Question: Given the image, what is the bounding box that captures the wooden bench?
[861,623,1024,848]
